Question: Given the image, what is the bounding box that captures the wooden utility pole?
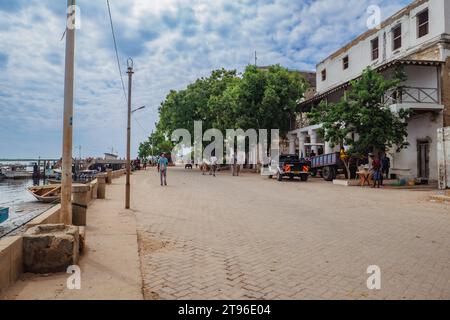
[126,58,134,209]
[61,0,76,225]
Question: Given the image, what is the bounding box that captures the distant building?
[289,0,450,181]
[104,153,119,160]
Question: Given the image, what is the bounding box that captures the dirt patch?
[137,232,173,253]
[137,231,174,300]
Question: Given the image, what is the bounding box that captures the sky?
[0,0,411,159]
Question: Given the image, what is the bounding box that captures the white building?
[290,0,450,181]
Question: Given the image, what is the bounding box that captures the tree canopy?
[308,67,410,175]
[139,64,308,159]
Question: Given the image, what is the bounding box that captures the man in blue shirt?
[158,153,169,186]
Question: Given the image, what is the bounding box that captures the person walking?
[158,153,169,186]
[210,154,218,177]
[371,155,382,188]
[232,154,240,177]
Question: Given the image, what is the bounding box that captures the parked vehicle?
[0,207,9,224]
[310,152,357,181]
[262,154,310,182]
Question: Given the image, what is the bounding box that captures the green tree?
[309,67,410,179]
[236,65,307,137]
[143,65,308,163]
[138,130,174,160]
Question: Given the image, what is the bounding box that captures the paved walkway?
[1,176,143,300]
[135,167,450,300]
[2,168,449,300]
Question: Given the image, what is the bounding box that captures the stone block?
[72,184,90,227]
[23,224,79,274]
[97,174,107,199]
[106,169,113,184]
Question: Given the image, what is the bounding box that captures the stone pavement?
[134,167,450,300]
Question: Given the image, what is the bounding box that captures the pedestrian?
[158,153,168,186]
[232,154,240,177]
[210,154,218,177]
[371,154,382,188]
[381,153,390,180]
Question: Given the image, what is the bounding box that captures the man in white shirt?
[209,155,218,177]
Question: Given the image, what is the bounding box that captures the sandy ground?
[1,167,449,300]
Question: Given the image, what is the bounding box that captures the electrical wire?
[106,0,128,104]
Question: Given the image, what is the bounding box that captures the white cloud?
[0,0,409,158]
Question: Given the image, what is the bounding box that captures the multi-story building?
[289,0,450,181]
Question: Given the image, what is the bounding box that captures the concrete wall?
[437,126,450,189]
[0,236,22,294]
[391,111,443,180]
[316,0,447,94]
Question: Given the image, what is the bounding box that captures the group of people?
[369,153,391,188]
[155,153,243,186]
[201,154,241,177]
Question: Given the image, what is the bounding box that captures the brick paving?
[133,168,450,300]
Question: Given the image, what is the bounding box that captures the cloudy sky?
[0,0,410,159]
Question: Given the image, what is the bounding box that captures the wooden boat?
[0,207,9,224]
[27,185,61,203]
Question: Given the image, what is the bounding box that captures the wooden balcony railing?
[384,86,440,105]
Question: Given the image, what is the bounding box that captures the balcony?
[385,86,444,112]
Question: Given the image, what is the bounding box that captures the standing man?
[232,154,240,177]
[210,154,218,177]
[158,153,168,186]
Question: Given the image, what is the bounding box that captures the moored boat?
[27,185,61,203]
[2,165,32,179]
[0,207,9,224]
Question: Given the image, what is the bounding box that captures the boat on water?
[0,207,9,224]
[27,185,61,203]
[1,165,33,179]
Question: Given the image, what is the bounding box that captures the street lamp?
[132,105,146,113]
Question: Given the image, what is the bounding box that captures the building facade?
[289,0,450,181]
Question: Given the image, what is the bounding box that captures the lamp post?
[132,106,146,113]
[125,58,133,210]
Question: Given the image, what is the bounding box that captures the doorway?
[417,139,430,179]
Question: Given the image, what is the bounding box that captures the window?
[321,69,327,81]
[417,9,429,38]
[343,56,349,70]
[371,37,379,61]
[392,25,402,50]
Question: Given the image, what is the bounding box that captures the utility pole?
[255,51,257,67]
[61,0,76,225]
[126,58,134,209]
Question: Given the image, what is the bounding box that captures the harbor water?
[0,177,54,238]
